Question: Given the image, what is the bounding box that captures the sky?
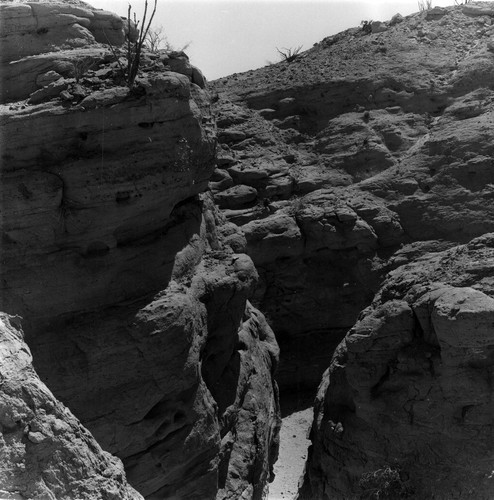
[89,0,465,80]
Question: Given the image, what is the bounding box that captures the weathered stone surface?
[0,0,204,104]
[0,313,142,500]
[7,0,494,497]
[27,77,69,103]
[35,69,63,87]
[162,51,193,78]
[462,3,494,17]
[209,167,235,192]
[243,213,304,265]
[1,71,215,332]
[215,184,258,209]
[0,1,125,65]
[211,3,494,397]
[425,6,448,20]
[300,234,494,499]
[30,195,280,500]
[1,3,281,499]
[371,21,387,34]
[389,13,404,25]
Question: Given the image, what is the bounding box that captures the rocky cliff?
[210,3,494,498]
[5,1,494,498]
[212,3,494,393]
[299,233,494,499]
[1,1,280,499]
[0,312,142,499]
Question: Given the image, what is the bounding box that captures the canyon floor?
[268,407,312,500]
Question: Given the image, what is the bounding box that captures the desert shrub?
[276,46,303,63]
[361,20,372,34]
[72,57,97,82]
[145,25,191,53]
[145,25,164,52]
[105,0,157,88]
[418,0,433,11]
[359,466,413,499]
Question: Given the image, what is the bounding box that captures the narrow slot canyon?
[3,1,494,499]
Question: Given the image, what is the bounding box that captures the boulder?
[371,21,387,34]
[425,6,448,20]
[215,184,258,209]
[27,77,69,104]
[35,69,63,87]
[389,13,404,26]
[192,65,206,88]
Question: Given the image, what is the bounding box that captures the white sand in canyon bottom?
[268,407,313,500]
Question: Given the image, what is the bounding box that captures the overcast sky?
[89,0,463,80]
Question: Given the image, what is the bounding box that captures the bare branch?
[276,46,303,63]
[103,28,126,75]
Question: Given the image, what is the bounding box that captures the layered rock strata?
[211,4,494,395]
[30,194,281,500]
[300,233,494,499]
[1,1,206,104]
[1,0,129,103]
[1,70,215,332]
[1,1,280,498]
[0,312,143,500]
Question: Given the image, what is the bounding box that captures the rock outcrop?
[1,69,215,331]
[6,0,494,497]
[1,0,128,103]
[30,195,280,500]
[208,5,494,497]
[211,3,494,396]
[0,312,143,500]
[300,233,494,499]
[1,1,206,104]
[1,1,280,498]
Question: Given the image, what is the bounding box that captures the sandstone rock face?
[32,197,280,499]
[208,98,414,392]
[1,63,216,335]
[0,0,130,103]
[0,312,143,500]
[211,4,494,396]
[0,1,206,103]
[1,2,280,499]
[299,233,494,499]
[209,7,494,497]
[1,1,126,64]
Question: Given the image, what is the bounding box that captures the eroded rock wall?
[1,2,280,498]
[211,4,494,397]
[0,312,143,500]
[30,195,280,500]
[1,72,215,332]
[299,233,494,499]
[209,7,494,497]
[209,100,397,393]
[1,0,130,102]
